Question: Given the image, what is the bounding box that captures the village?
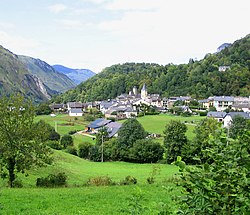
[49,84,250,137]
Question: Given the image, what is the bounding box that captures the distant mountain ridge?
[0,45,76,102]
[53,65,95,85]
[19,56,76,92]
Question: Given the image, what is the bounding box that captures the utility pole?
[101,132,104,162]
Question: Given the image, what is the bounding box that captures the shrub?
[199,111,208,116]
[61,135,73,148]
[68,130,77,135]
[66,146,77,156]
[120,175,137,185]
[47,140,62,150]
[36,172,67,187]
[12,179,23,188]
[78,142,92,159]
[87,176,114,186]
[129,139,164,163]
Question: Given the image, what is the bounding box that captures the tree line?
[53,34,250,103]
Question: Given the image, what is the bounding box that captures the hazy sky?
[0,0,249,72]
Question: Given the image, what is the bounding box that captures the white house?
[223,112,250,128]
[69,108,83,117]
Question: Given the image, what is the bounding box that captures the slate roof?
[105,122,122,137]
[67,102,83,108]
[69,108,83,114]
[88,118,111,129]
[207,111,227,118]
[227,112,250,119]
[213,96,234,102]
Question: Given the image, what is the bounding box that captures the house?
[213,96,234,111]
[198,99,212,109]
[67,102,84,111]
[232,97,250,112]
[50,103,65,112]
[218,66,230,72]
[105,122,122,137]
[223,112,250,128]
[207,111,227,122]
[86,118,111,133]
[69,108,83,117]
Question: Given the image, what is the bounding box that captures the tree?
[192,117,221,163]
[117,118,147,161]
[175,129,250,214]
[60,135,73,148]
[164,120,187,163]
[0,95,52,187]
[129,139,164,163]
[229,115,250,139]
[35,103,52,115]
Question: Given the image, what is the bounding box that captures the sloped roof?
[88,118,111,129]
[105,122,122,137]
[69,108,83,114]
[226,112,250,119]
[213,96,234,102]
[207,111,227,118]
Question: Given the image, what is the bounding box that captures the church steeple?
[141,83,147,99]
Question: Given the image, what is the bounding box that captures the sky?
[0,0,249,73]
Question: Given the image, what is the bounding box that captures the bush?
[47,140,62,150]
[129,139,164,163]
[61,135,73,148]
[13,179,23,188]
[68,130,77,135]
[66,146,77,155]
[86,176,114,186]
[36,172,67,187]
[120,175,137,185]
[199,111,208,116]
[78,142,92,159]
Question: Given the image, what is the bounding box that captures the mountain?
[0,46,76,102]
[54,34,250,103]
[53,65,95,85]
[19,57,76,92]
[217,43,232,52]
[0,45,52,102]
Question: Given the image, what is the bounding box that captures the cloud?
[59,19,83,29]
[0,31,40,55]
[48,4,67,14]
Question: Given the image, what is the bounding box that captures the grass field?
[0,113,203,214]
[0,150,180,214]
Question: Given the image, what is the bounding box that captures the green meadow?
[0,114,204,214]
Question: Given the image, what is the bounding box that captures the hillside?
[53,65,95,85]
[55,34,250,102]
[19,56,76,92]
[0,45,52,102]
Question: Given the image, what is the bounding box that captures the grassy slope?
[0,114,195,214]
[0,151,179,214]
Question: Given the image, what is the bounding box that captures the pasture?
[0,151,180,214]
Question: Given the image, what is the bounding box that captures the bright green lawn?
[120,114,204,142]
[0,184,179,214]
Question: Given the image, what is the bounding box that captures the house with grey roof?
[223,112,250,127]
[207,111,227,122]
[213,96,234,111]
[105,122,122,137]
[69,108,83,117]
[86,118,112,133]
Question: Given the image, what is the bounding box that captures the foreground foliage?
[175,130,250,214]
[0,95,52,187]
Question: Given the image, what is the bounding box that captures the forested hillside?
[54,34,250,102]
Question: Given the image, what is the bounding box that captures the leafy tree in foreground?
[164,120,187,163]
[175,130,250,214]
[0,95,52,187]
[229,115,250,139]
[191,117,221,164]
[117,118,147,161]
